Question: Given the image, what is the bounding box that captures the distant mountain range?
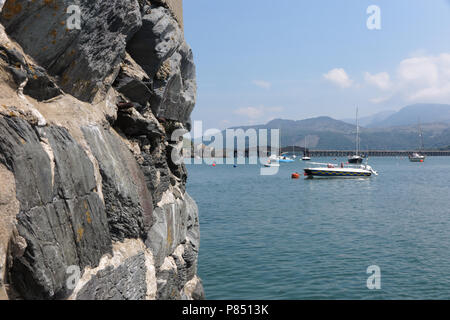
[341,110,395,127]
[342,104,450,128]
[205,104,450,150]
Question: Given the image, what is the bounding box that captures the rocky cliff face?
[0,0,203,300]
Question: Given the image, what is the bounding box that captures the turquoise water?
[186,157,450,299]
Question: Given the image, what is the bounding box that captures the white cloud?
[323,68,353,88]
[252,80,272,89]
[364,53,450,104]
[233,106,283,120]
[397,53,450,102]
[398,57,439,86]
[364,72,391,90]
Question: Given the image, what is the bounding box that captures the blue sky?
[184,0,450,132]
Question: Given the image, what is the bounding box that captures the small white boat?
[278,155,294,163]
[263,159,280,167]
[268,154,294,163]
[409,121,426,162]
[264,162,280,167]
[409,152,425,162]
[301,156,311,161]
[267,130,294,163]
[304,162,378,178]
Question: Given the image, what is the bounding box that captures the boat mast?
[356,107,360,156]
[278,127,281,157]
[304,136,307,156]
[418,119,424,152]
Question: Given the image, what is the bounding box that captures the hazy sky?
[184,0,450,132]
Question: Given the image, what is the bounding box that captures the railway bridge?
[307,150,450,157]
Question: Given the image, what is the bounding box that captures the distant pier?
[306,150,450,157]
[189,146,450,158]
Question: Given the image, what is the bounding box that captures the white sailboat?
[348,108,364,164]
[301,136,311,161]
[409,120,426,162]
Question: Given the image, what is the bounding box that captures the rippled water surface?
[186,157,450,299]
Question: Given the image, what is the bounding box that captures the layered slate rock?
[127,5,196,126]
[0,117,53,211]
[76,253,147,300]
[0,163,20,300]
[134,133,172,206]
[45,126,98,200]
[0,44,61,101]
[127,5,183,80]
[0,117,112,299]
[147,194,199,268]
[156,239,200,300]
[82,125,153,242]
[151,41,196,128]
[1,0,142,101]
[115,106,163,138]
[113,53,152,106]
[0,0,203,300]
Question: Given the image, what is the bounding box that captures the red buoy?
[291,172,300,179]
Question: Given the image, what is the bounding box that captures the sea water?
[187,157,450,299]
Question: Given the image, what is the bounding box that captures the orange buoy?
[291,172,300,179]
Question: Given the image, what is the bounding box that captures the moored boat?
[348,107,364,164]
[409,152,425,162]
[264,161,280,167]
[264,155,281,167]
[304,162,378,178]
[302,136,311,161]
[278,155,294,163]
[409,120,426,162]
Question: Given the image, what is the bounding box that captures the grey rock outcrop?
[0,44,62,101]
[0,0,203,300]
[0,117,112,299]
[126,5,196,127]
[76,253,147,300]
[82,125,153,242]
[1,0,142,102]
[113,54,152,106]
